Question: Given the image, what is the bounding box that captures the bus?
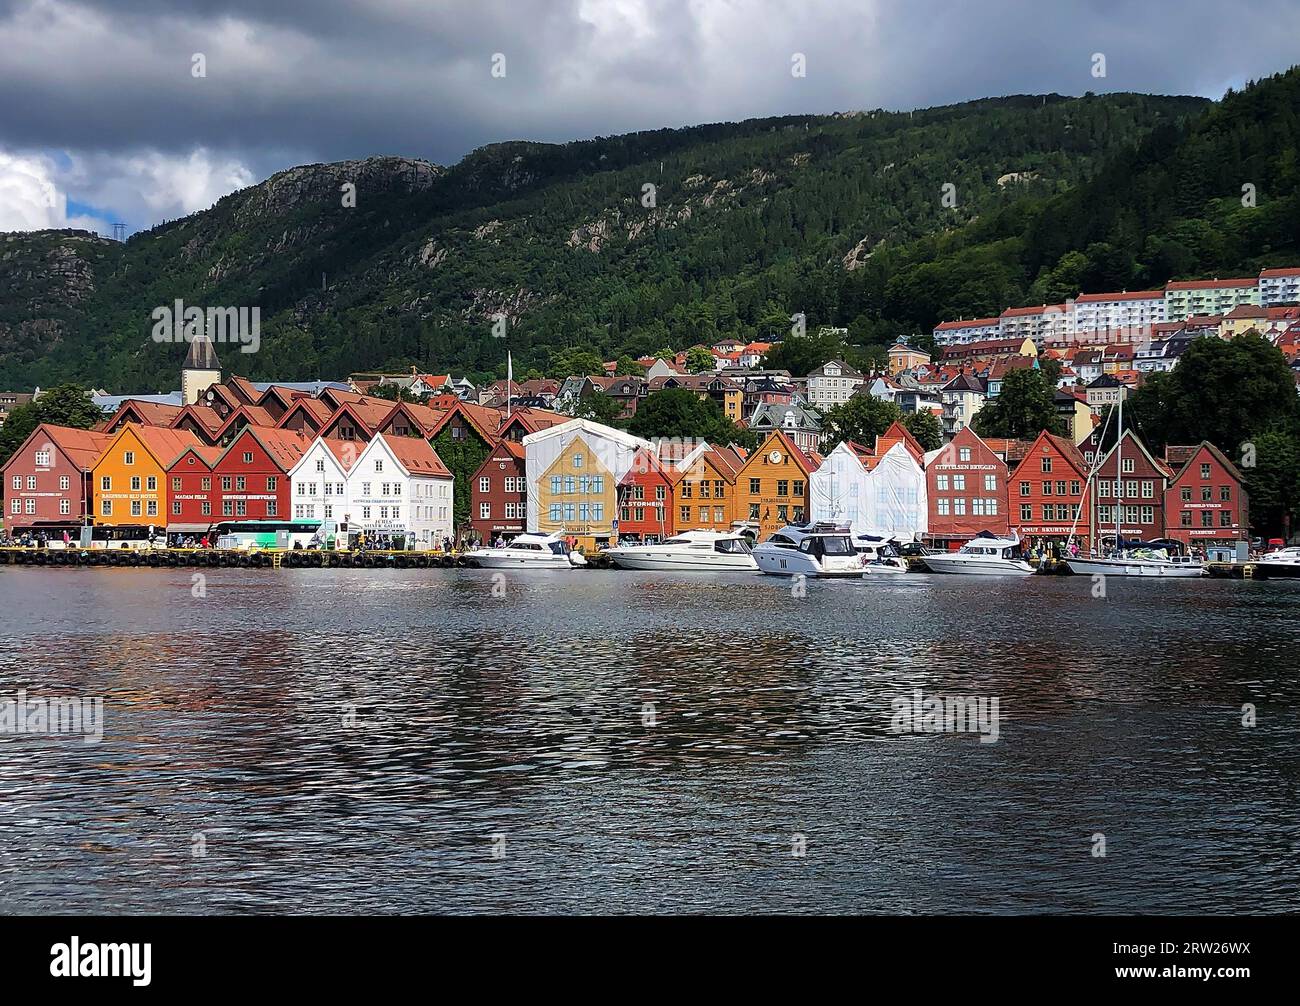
[208,519,334,551]
[85,525,165,550]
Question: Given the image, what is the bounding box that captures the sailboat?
[1064,392,1203,578]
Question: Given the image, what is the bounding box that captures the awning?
[166,523,211,533]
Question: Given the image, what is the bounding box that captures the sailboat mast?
[1115,391,1123,554]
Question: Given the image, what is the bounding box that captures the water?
[1,566,1298,914]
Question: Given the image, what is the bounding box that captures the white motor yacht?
[1252,545,1300,579]
[466,531,587,569]
[751,523,865,577]
[603,529,757,571]
[922,533,1036,575]
[854,534,909,574]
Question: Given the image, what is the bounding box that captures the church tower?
[182,331,222,405]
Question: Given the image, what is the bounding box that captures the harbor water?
[1,567,1298,914]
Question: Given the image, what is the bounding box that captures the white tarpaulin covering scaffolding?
[522,418,650,533]
[810,440,927,539]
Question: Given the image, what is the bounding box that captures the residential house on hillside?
[940,372,986,438]
[748,401,822,454]
[887,342,931,375]
[805,360,864,409]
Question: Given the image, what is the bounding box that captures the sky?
[1,0,1297,235]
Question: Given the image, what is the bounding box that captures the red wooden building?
[165,443,225,536]
[1089,429,1174,547]
[468,439,527,543]
[1008,430,1093,552]
[1162,442,1249,548]
[924,426,1010,550]
[617,446,682,542]
[3,424,112,537]
[205,426,310,521]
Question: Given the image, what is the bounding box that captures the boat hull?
[1254,561,1300,579]
[604,550,756,572]
[752,551,863,577]
[469,553,576,569]
[922,556,1035,576]
[1063,557,1203,578]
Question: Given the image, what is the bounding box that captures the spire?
[183,330,221,372]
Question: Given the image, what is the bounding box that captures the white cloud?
[0,151,101,232]
[0,146,255,235]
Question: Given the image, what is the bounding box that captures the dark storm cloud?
[1,0,1297,229]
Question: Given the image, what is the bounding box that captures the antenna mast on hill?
[111,223,127,242]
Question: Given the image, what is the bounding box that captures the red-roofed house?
[469,438,527,543]
[348,434,454,547]
[1162,442,1249,548]
[203,426,311,523]
[164,443,225,535]
[1259,267,1300,306]
[3,424,113,536]
[1008,430,1093,553]
[924,427,1010,550]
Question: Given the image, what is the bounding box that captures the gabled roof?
[219,425,311,473]
[428,400,508,442]
[1009,430,1089,480]
[102,399,184,430]
[371,434,452,479]
[876,420,925,464]
[169,443,224,469]
[100,422,205,469]
[276,396,335,429]
[380,400,447,437]
[290,437,361,477]
[739,429,818,477]
[1167,441,1245,484]
[520,417,648,452]
[170,403,224,436]
[4,423,113,473]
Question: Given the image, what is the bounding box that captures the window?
[655,485,665,501]
[480,502,491,519]
[972,498,986,516]
[1200,463,1211,479]
[1201,486,1212,502]
[479,476,490,494]
[34,449,50,466]
[24,499,35,514]
[1070,481,1081,496]
[1180,511,1192,527]
[937,498,950,516]
[130,476,141,491]
[952,475,965,491]
[1042,504,1054,521]
[1140,506,1154,524]
[1122,458,1135,473]
[549,504,562,522]
[1019,481,1030,497]
[223,500,233,516]
[10,476,18,490]
[937,475,949,491]
[172,501,182,515]
[564,476,576,494]
[101,499,112,515]
[984,475,997,492]
[374,460,383,472]
[267,477,277,492]
[202,477,211,491]
[131,501,142,516]
[777,480,789,497]
[221,477,232,491]
[124,451,134,465]
[1201,511,1213,528]
[1220,510,1233,527]
[10,499,19,514]
[959,448,971,462]
[1041,457,1052,473]
[1141,481,1153,499]
[242,452,253,463]
[953,498,966,516]
[362,507,371,520]
[316,459,325,472]
[748,503,759,520]
[26,475,36,490]
[1042,481,1052,495]
[266,500,277,516]
[550,476,562,495]
[172,477,182,491]
[987,498,998,515]
[60,499,70,515]
[1055,481,1066,496]
[572,453,583,469]
[793,480,804,496]
[1126,480,1139,498]
[750,478,761,494]
[202,502,211,516]
[1180,486,1191,502]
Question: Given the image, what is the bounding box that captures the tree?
[548,348,606,379]
[820,395,902,451]
[572,390,624,426]
[971,368,1064,439]
[1245,429,1300,539]
[684,347,716,374]
[761,329,846,377]
[613,355,646,377]
[628,388,752,448]
[901,410,943,452]
[368,383,418,403]
[432,429,489,534]
[0,384,104,468]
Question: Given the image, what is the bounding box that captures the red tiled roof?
[380,434,452,478]
[1166,277,1256,290]
[13,424,113,472]
[1075,290,1163,302]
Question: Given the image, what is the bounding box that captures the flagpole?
[506,351,513,419]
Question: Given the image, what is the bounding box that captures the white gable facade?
[288,438,353,523]
[346,435,453,548]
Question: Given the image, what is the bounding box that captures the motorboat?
[751,523,865,577]
[466,531,587,569]
[603,529,757,571]
[1260,545,1300,562]
[1252,545,1300,579]
[922,533,1036,575]
[1064,548,1204,578]
[854,534,909,574]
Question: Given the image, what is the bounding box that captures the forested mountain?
[0,82,1260,391]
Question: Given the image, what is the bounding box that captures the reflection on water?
[1,567,1298,914]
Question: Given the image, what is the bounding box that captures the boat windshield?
[713,537,752,555]
[547,541,569,556]
[508,541,544,551]
[801,535,853,556]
